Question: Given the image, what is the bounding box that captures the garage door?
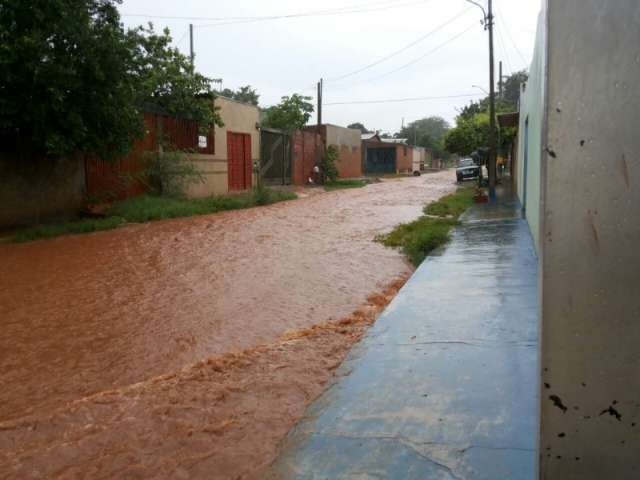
[227,132,252,191]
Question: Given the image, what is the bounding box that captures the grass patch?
[324,179,370,191]
[11,188,297,243]
[423,187,475,218]
[12,217,126,243]
[376,186,475,266]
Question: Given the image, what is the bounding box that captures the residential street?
[0,171,455,478]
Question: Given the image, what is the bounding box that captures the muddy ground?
[0,170,455,479]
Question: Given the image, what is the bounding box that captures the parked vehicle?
[456,158,480,182]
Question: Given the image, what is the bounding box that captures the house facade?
[516,1,640,477]
[187,96,260,197]
[306,124,362,178]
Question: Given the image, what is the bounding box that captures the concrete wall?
[395,144,412,173]
[324,124,362,178]
[0,154,86,227]
[517,7,546,254]
[539,1,640,478]
[412,147,424,172]
[186,96,260,197]
[292,130,323,186]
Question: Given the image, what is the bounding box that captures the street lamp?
[465,0,497,201]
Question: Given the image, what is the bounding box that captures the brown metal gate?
[227,132,252,191]
[260,128,291,186]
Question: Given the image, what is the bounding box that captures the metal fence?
[260,128,291,186]
[86,112,214,200]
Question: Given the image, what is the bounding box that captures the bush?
[319,145,339,183]
[139,149,204,198]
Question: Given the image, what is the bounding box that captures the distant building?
[305,124,362,178]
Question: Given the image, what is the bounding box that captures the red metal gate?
[227,132,252,191]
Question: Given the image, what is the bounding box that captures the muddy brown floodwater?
[0,171,455,479]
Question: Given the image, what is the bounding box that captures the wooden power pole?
[465,0,497,201]
[317,78,323,126]
[486,0,497,200]
[189,24,194,66]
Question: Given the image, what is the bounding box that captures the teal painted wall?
[516,6,546,254]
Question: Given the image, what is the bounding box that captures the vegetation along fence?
[85,112,214,201]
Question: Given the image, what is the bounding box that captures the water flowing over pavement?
[0,170,455,478]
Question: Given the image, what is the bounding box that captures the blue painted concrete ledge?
[268,191,540,480]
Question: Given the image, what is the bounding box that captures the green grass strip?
[11,188,297,243]
[376,186,475,266]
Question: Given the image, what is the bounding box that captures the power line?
[122,0,431,28]
[326,6,471,82]
[324,93,481,106]
[341,22,478,88]
[495,19,513,74]
[494,2,529,68]
[197,1,429,28]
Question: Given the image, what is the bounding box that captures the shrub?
[319,145,339,183]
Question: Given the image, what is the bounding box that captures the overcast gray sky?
[119,0,541,133]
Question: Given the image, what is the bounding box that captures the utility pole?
[499,61,503,99]
[189,24,194,66]
[466,0,497,201]
[487,0,497,201]
[317,78,323,126]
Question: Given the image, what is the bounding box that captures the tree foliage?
[347,122,371,133]
[0,0,138,158]
[319,145,339,183]
[217,85,260,106]
[0,0,221,160]
[128,24,222,132]
[262,94,314,132]
[397,116,450,159]
[444,113,490,157]
[502,70,528,106]
[445,70,528,157]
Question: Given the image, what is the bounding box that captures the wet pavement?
[267,190,539,479]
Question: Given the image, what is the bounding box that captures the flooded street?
[0,171,455,478]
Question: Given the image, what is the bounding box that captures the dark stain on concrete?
[621,154,630,188]
[600,405,622,421]
[558,432,566,438]
[544,383,551,389]
[587,210,600,254]
[580,140,585,147]
[546,147,557,158]
[550,395,568,413]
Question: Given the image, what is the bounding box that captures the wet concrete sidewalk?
[268,192,539,479]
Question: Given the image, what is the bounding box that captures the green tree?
[0,1,221,160]
[347,122,371,133]
[398,116,450,145]
[128,24,222,132]
[501,70,528,106]
[0,0,141,158]
[217,85,259,106]
[262,94,314,131]
[319,145,339,183]
[446,70,528,157]
[397,116,450,159]
[444,113,490,157]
